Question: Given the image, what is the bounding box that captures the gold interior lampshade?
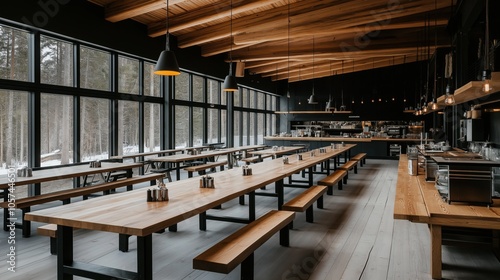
[154,50,180,76]
[223,73,238,92]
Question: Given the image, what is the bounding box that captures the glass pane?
[233,89,241,107]
[144,103,161,156]
[242,112,248,146]
[80,46,111,91]
[117,100,139,155]
[80,97,109,161]
[0,90,28,170]
[257,113,264,144]
[272,96,277,111]
[118,56,139,94]
[175,105,189,148]
[175,72,189,100]
[208,79,219,104]
[221,109,227,145]
[257,92,265,110]
[207,108,219,143]
[193,107,203,147]
[266,94,272,110]
[250,90,256,109]
[242,89,249,108]
[249,112,255,145]
[0,25,29,81]
[40,35,73,86]
[144,62,161,97]
[221,88,227,105]
[193,75,204,102]
[233,111,240,147]
[271,114,277,135]
[41,93,73,166]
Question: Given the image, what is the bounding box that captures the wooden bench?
[282,185,327,226]
[338,160,358,179]
[318,169,348,192]
[1,173,164,237]
[183,160,227,178]
[351,152,367,167]
[241,154,273,164]
[193,210,295,280]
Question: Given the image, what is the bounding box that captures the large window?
[0,25,29,81]
[118,56,139,94]
[144,103,161,154]
[175,105,189,148]
[41,93,73,166]
[118,100,139,155]
[80,46,111,91]
[144,62,161,97]
[41,36,73,86]
[0,90,28,170]
[80,97,109,161]
[0,21,277,170]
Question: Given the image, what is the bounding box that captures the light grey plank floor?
[1,159,499,280]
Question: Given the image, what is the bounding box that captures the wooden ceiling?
[88,0,455,82]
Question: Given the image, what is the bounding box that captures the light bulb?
[483,80,491,93]
[431,102,438,110]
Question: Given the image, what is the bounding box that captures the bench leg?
[327,185,333,195]
[239,195,245,205]
[241,253,254,280]
[343,175,347,185]
[317,195,324,209]
[306,205,314,223]
[354,164,358,174]
[188,171,193,178]
[169,224,177,232]
[22,207,31,237]
[199,212,207,231]
[280,225,290,246]
[338,180,343,190]
[119,234,130,252]
[50,237,57,255]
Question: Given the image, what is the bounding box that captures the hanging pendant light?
[308,37,318,104]
[223,0,238,92]
[325,62,334,110]
[482,0,492,93]
[444,83,455,105]
[154,0,180,76]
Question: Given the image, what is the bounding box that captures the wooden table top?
[25,144,356,237]
[0,162,143,189]
[150,148,240,163]
[249,146,305,157]
[110,149,183,160]
[394,155,500,229]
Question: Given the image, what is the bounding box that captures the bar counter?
[264,136,426,158]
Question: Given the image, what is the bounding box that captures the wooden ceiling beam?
[104,0,183,23]
[148,0,286,38]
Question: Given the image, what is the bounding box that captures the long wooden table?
[394,155,500,279]
[25,144,356,280]
[109,149,183,162]
[248,146,304,159]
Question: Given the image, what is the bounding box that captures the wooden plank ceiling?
[88,0,455,82]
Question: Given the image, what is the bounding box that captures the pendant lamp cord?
[484,0,489,71]
[229,0,233,75]
[166,0,170,51]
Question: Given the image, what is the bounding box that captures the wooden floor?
[1,159,500,280]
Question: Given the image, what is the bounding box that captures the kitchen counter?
[264,136,425,142]
[264,136,426,159]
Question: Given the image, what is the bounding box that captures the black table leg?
[176,162,181,180]
[58,225,73,280]
[248,191,255,222]
[276,179,284,210]
[137,235,153,280]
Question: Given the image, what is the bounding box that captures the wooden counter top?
[264,136,423,142]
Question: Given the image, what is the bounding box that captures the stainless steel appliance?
[425,158,438,181]
[448,167,493,205]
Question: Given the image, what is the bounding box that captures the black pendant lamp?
[223,0,238,92]
[307,37,318,104]
[154,0,180,76]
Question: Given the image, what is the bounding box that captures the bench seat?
[1,173,164,237]
[318,169,348,193]
[351,152,367,166]
[282,185,327,224]
[241,154,272,164]
[193,210,295,280]
[338,160,358,179]
[183,160,227,178]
